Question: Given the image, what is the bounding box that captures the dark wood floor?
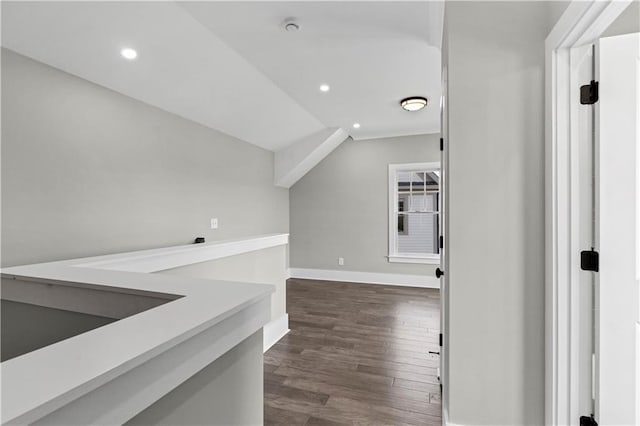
[264,278,441,425]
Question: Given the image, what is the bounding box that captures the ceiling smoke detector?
[282,19,300,32]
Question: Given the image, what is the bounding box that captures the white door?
[595,32,640,426]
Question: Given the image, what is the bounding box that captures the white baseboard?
[288,268,439,289]
[263,313,289,352]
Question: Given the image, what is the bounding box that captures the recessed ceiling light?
[400,97,428,112]
[319,84,330,92]
[352,123,361,129]
[120,48,137,60]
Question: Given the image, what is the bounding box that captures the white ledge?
[289,267,440,289]
[0,233,289,425]
[72,233,290,273]
[387,255,440,265]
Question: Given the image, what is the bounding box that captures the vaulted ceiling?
[1,1,443,152]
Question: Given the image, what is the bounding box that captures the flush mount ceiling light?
[352,123,361,129]
[120,48,137,60]
[319,84,330,92]
[400,96,428,112]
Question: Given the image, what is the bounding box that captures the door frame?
[545,1,632,424]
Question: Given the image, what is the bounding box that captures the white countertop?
[0,234,288,424]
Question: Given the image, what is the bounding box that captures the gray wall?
[126,331,263,426]
[546,1,570,29]
[1,49,278,425]
[444,2,560,424]
[1,300,115,362]
[1,48,289,267]
[602,1,640,37]
[289,134,440,276]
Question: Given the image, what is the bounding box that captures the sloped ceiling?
[1,1,443,151]
[180,1,443,141]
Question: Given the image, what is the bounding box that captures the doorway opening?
[545,2,639,424]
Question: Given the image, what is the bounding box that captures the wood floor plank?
[265,382,330,406]
[265,372,288,386]
[281,376,441,415]
[264,363,279,373]
[290,326,438,348]
[310,346,440,369]
[352,342,439,359]
[356,364,440,384]
[264,278,441,424]
[274,365,394,389]
[305,415,351,426]
[393,377,441,394]
[295,348,439,376]
[282,377,427,404]
[265,405,310,425]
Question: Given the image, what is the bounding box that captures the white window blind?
[388,163,440,264]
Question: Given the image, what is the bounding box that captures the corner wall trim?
[274,128,349,188]
[263,314,289,352]
[288,268,439,289]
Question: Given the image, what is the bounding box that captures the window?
[388,162,440,264]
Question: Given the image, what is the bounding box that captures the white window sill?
[387,255,440,265]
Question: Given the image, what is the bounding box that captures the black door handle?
[435,268,444,278]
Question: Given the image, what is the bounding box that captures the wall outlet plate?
[338,257,344,266]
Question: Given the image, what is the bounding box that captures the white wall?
[289,134,440,277]
[1,48,289,267]
[159,245,287,324]
[444,2,562,424]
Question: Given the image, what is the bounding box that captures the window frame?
[388,162,441,265]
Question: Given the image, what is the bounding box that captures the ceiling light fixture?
[352,123,361,129]
[120,48,138,60]
[319,84,330,92]
[400,96,428,112]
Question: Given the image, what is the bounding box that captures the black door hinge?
[580,415,598,426]
[440,137,444,151]
[581,249,599,272]
[439,333,443,347]
[580,80,599,105]
[439,235,444,249]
